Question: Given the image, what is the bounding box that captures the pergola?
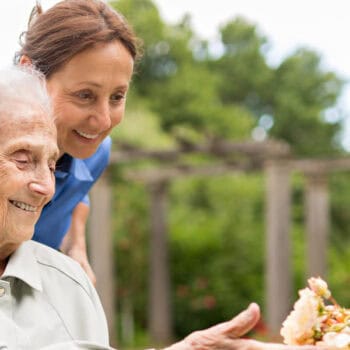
[87,138,348,345]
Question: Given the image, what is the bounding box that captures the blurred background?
[2,0,350,348]
[103,0,350,347]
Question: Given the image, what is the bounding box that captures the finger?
[209,303,261,338]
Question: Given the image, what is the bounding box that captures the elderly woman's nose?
[28,170,55,197]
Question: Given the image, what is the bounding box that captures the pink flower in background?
[203,295,216,309]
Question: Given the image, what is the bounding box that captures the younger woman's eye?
[75,90,94,101]
[110,93,125,103]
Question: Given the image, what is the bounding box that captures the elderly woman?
[0,66,319,349]
[0,66,111,349]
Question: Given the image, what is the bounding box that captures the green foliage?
[330,173,350,243]
[151,63,255,138]
[112,0,344,152]
[169,175,265,337]
[111,0,164,46]
[328,173,350,307]
[213,17,273,111]
[111,89,175,149]
[112,175,150,336]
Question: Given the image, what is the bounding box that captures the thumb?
[210,303,261,338]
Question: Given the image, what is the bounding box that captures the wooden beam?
[110,139,291,164]
[124,161,262,184]
[292,157,350,173]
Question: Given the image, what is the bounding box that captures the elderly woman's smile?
[8,200,38,212]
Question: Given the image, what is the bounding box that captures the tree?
[270,49,343,156]
[210,17,344,156]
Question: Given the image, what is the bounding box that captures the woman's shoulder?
[22,242,110,343]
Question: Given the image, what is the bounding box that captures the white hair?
[0,65,52,122]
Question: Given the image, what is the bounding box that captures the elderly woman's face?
[0,109,58,251]
[46,40,134,159]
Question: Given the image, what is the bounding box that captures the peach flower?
[317,331,350,349]
[308,277,331,299]
[280,288,320,345]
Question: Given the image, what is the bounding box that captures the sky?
[1,0,350,147]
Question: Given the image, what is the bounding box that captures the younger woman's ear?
[19,55,32,66]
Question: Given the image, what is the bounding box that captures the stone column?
[148,181,173,344]
[88,171,116,345]
[265,159,292,334]
[305,172,329,279]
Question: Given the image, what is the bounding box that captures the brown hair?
[15,0,141,78]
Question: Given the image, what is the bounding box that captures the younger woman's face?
[46,40,134,159]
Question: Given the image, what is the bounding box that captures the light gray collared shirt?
[0,240,113,350]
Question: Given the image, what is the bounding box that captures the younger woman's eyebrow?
[76,81,130,90]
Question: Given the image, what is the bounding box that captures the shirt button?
[0,287,5,297]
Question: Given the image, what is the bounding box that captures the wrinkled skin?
[0,110,58,273]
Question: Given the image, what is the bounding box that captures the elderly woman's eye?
[12,152,30,169]
[49,161,56,173]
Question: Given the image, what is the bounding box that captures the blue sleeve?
[81,194,90,206]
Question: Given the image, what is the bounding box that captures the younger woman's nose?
[93,102,112,130]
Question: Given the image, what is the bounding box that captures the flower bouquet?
[280,277,350,349]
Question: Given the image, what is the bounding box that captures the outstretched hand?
[164,303,321,350]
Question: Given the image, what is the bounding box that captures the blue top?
[32,137,112,249]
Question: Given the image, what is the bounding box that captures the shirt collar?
[2,241,42,292]
[55,153,93,182]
